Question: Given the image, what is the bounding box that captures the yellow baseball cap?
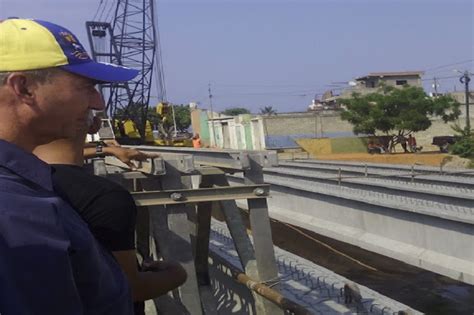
[0,18,139,82]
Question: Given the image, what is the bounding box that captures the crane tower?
[86,0,166,139]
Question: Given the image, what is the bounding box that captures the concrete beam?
[229,175,474,285]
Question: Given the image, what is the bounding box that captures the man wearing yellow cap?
[0,18,139,314]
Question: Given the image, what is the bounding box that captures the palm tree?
[260,106,277,116]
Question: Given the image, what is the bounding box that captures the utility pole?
[432,77,439,96]
[170,103,178,137]
[459,71,471,131]
[208,82,217,146]
[314,111,318,138]
[320,114,324,137]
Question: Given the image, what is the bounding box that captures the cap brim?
[60,61,139,83]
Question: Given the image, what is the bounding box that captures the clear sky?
[1,0,473,113]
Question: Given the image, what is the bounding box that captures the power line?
[423,59,473,73]
[211,68,470,92]
[202,62,472,106]
[213,93,311,97]
[92,0,104,21]
[211,89,319,96]
[97,0,108,22]
[214,83,323,88]
[104,0,117,23]
[421,75,458,82]
[425,67,472,77]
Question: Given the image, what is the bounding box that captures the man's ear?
[6,72,36,105]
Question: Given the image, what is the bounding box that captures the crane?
[85,0,167,143]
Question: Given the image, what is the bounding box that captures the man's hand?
[141,259,187,286]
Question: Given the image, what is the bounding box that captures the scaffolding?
[91,147,312,314]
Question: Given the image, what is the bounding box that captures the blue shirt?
[0,140,133,315]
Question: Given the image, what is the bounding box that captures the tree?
[451,124,474,158]
[260,106,277,116]
[172,104,191,132]
[222,107,250,116]
[340,85,461,150]
[154,104,191,138]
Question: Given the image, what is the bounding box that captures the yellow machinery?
[108,102,192,146]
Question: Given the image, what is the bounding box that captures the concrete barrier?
[230,177,474,285]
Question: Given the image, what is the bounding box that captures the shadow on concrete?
[208,255,256,315]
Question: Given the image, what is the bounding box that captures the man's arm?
[77,190,185,302]
[112,250,187,301]
[84,146,158,168]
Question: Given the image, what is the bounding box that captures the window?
[396,80,407,86]
[366,81,376,88]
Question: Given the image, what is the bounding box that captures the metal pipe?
[215,257,313,315]
[235,272,312,315]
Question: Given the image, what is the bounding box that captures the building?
[447,91,474,105]
[340,71,424,98]
[355,71,424,89]
[308,90,340,112]
[190,108,266,150]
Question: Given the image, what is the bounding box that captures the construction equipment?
[87,117,191,147]
[86,0,166,143]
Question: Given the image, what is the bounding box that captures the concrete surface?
[228,166,474,285]
[209,219,422,315]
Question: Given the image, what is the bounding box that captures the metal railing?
[92,147,313,315]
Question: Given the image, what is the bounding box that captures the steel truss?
[91,149,289,315]
[86,0,166,138]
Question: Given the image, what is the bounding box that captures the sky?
[1,0,473,113]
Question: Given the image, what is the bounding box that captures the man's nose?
[89,88,106,110]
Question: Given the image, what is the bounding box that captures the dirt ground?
[287,151,474,169]
[313,151,451,166]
